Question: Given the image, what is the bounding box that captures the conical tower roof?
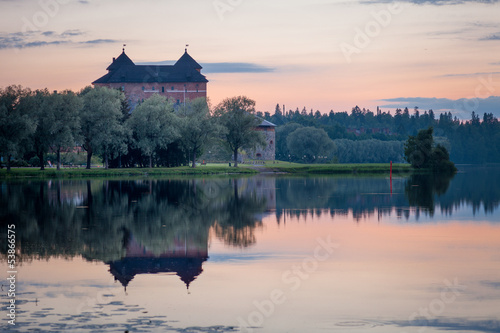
[106,50,135,71]
[174,50,202,70]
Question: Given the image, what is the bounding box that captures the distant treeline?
[260,105,500,164]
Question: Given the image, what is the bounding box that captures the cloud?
[363,0,500,4]
[80,39,117,45]
[61,29,85,37]
[23,40,70,48]
[137,60,276,74]
[202,62,276,74]
[0,31,117,49]
[439,71,500,77]
[378,96,500,119]
[480,34,500,40]
[481,280,500,289]
[390,317,500,332]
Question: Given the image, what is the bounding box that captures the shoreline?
[0,163,412,179]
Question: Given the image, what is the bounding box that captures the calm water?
[1,167,500,332]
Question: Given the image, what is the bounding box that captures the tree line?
[265,104,500,164]
[0,85,265,170]
[2,83,498,168]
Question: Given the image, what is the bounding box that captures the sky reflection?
[1,169,500,332]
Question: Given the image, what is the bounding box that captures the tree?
[24,90,81,170]
[214,96,265,167]
[0,85,36,171]
[404,127,433,169]
[127,94,180,168]
[286,127,335,163]
[275,122,303,161]
[431,144,457,174]
[404,127,456,173]
[50,91,81,170]
[80,86,127,169]
[19,89,50,170]
[333,139,403,163]
[177,98,218,168]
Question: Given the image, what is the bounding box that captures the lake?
[1,166,500,332]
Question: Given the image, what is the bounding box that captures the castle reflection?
[1,168,499,290]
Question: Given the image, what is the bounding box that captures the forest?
[1,83,499,168]
[263,104,500,164]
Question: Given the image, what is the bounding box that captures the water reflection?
[1,169,500,332]
[1,168,499,288]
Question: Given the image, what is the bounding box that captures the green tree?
[275,122,303,161]
[127,94,180,168]
[51,91,81,170]
[404,127,456,173]
[19,89,50,170]
[286,127,335,163]
[24,90,81,170]
[0,85,36,171]
[431,144,457,173]
[80,86,127,169]
[214,96,265,167]
[177,98,218,168]
[404,127,434,169]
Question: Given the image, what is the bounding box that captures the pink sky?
[1,0,500,118]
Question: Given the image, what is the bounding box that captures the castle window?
[270,140,273,145]
[171,86,174,91]
[142,86,145,91]
[162,86,165,93]
[152,86,155,91]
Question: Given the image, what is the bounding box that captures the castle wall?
[94,82,207,110]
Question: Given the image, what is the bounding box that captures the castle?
[93,48,208,110]
[93,48,275,161]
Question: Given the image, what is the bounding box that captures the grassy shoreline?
[264,163,411,174]
[0,162,411,179]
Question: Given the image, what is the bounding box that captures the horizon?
[1,0,500,119]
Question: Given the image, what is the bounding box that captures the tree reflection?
[404,173,455,216]
[0,178,268,287]
[1,169,500,288]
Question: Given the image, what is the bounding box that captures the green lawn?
[0,162,412,179]
[0,164,257,179]
[262,161,412,174]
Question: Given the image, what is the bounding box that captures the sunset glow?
[1,0,500,118]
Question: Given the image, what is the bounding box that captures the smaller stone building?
[251,119,276,161]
